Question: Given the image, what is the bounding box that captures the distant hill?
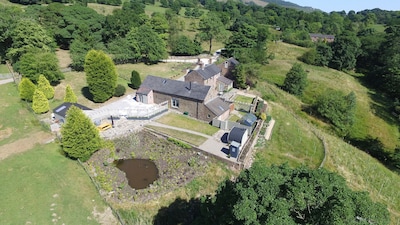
[241,0,317,12]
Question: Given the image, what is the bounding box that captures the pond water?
[115,159,159,189]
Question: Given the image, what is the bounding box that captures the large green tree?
[169,35,202,56]
[283,63,308,96]
[32,89,49,114]
[18,77,36,102]
[126,25,167,63]
[6,19,56,63]
[70,24,105,71]
[0,5,23,61]
[64,85,78,103]
[37,74,55,99]
[61,105,103,162]
[196,163,389,225]
[15,51,64,84]
[84,50,118,103]
[197,12,227,54]
[376,25,400,99]
[314,90,357,137]
[330,32,361,71]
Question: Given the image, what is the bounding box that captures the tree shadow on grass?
[81,86,94,102]
[153,198,201,225]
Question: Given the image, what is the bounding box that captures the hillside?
[240,0,317,11]
[252,41,400,223]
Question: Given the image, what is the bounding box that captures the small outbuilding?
[239,113,257,127]
[227,127,249,158]
[53,102,91,123]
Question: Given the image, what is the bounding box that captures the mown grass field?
[0,143,111,224]
[0,83,44,146]
[156,112,219,136]
[88,3,120,15]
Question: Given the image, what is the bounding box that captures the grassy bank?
[0,143,112,224]
[156,112,219,136]
[254,41,400,223]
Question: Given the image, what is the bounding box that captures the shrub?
[114,84,126,97]
[167,137,192,149]
[18,78,36,102]
[260,113,267,121]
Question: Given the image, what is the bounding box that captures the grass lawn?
[0,83,44,145]
[0,64,9,73]
[0,143,112,224]
[234,94,254,104]
[228,114,241,122]
[145,3,166,15]
[116,62,194,81]
[145,125,207,146]
[88,3,121,15]
[156,112,219,136]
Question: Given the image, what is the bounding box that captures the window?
[171,98,179,108]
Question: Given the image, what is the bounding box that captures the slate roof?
[140,75,210,101]
[309,33,335,39]
[136,86,152,95]
[53,102,91,118]
[190,64,221,80]
[228,127,247,143]
[217,76,233,85]
[226,57,239,66]
[205,97,231,116]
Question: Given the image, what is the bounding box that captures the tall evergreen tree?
[18,77,36,102]
[283,63,308,96]
[64,84,78,103]
[37,74,54,99]
[32,89,49,114]
[61,106,103,162]
[84,50,118,103]
[130,70,142,89]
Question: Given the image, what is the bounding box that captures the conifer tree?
[64,85,78,103]
[130,70,141,89]
[32,89,49,114]
[18,77,36,102]
[84,50,118,103]
[37,74,55,99]
[61,106,103,162]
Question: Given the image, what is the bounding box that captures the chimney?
[201,62,205,70]
[224,61,228,69]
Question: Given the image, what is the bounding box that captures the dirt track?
[0,131,54,161]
